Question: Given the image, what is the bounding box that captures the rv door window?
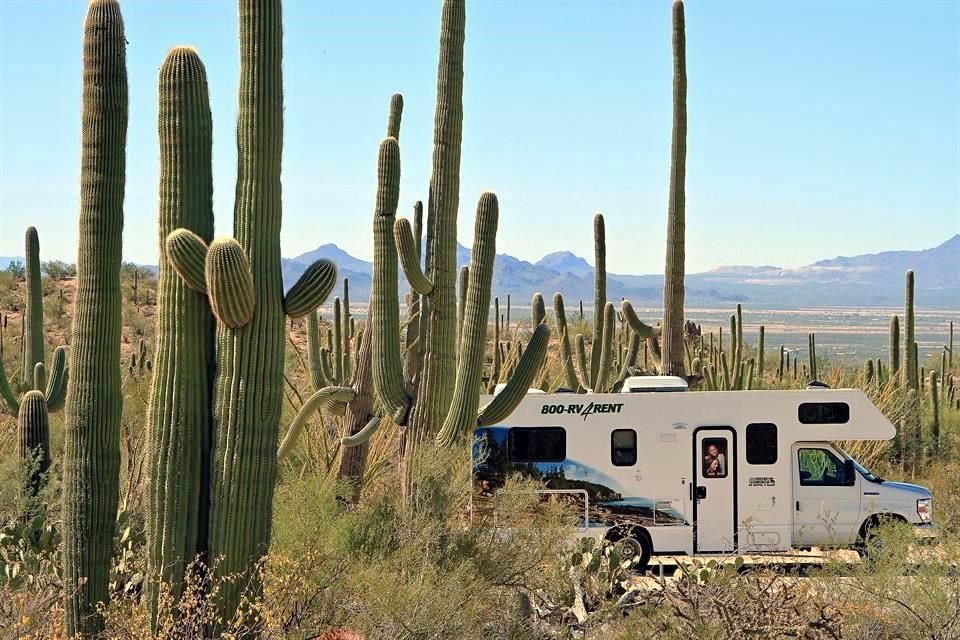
[701,438,728,478]
[746,423,778,465]
[798,402,850,424]
[508,427,566,463]
[798,448,849,486]
[611,429,637,466]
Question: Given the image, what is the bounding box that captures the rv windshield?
[835,447,883,483]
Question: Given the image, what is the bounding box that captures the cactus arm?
[277,386,355,461]
[621,300,660,340]
[386,92,404,139]
[436,193,498,447]
[594,303,616,393]
[477,323,550,427]
[341,415,383,448]
[553,293,584,392]
[283,258,338,319]
[647,335,663,374]
[575,334,590,389]
[204,237,256,328]
[613,330,641,391]
[0,364,19,415]
[589,214,607,385]
[319,348,337,386]
[33,362,46,392]
[394,217,434,295]
[306,311,327,389]
[332,298,343,383]
[531,293,546,326]
[457,265,469,347]
[23,227,45,382]
[370,138,412,424]
[165,228,209,292]
[341,279,351,382]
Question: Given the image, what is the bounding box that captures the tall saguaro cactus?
[661,0,687,377]
[889,314,901,377]
[146,46,215,627]
[369,0,548,491]
[63,0,127,634]
[159,0,342,624]
[903,270,917,390]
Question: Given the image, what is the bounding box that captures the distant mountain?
[4,236,955,309]
[281,235,958,308]
[535,251,593,277]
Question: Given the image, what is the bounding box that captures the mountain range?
[281,234,959,308]
[3,235,957,308]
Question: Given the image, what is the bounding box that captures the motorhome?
[472,377,935,568]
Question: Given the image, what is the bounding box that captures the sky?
[0,0,958,275]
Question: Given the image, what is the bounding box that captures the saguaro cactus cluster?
[62,0,127,634]
[368,0,549,490]
[0,229,68,504]
[553,215,660,393]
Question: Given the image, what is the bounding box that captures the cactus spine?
[63,0,127,634]
[146,45,215,626]
[661,0,687,377]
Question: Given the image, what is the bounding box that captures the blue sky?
[0,0,957,274]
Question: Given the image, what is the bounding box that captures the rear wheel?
[608,529,652,574]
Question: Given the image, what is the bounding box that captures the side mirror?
[843,459,857,486]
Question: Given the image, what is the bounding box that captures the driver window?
[798,448,847,486]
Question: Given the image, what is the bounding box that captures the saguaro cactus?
[889,314,900,377]
[903,271,917,390]
[63,0,127,634]
[158,1,344,624]
[661,0,687,377]
[0,229,67,503]
[368,0,549,495]
[22,227,45,384]
[146,45,215,626]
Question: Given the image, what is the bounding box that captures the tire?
[611,532,652,574]
[857,515,904,560]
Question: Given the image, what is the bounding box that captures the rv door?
[694,428,737,553]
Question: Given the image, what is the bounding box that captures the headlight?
[917,498,932,523]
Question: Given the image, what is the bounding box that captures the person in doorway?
[704,442,726,476]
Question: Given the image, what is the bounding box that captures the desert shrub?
[5,260,25,280]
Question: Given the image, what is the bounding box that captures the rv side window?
[798,448,848,486]
[611,429,637,466]
[746,423,778,465]
[508,427,565,463]
[798,402,849,424]
[701,439,728,478]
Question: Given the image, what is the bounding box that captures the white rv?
[472,377,935,568]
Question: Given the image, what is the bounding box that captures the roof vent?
[620,376,688,393]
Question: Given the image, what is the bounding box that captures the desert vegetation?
[0,0,957,639]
